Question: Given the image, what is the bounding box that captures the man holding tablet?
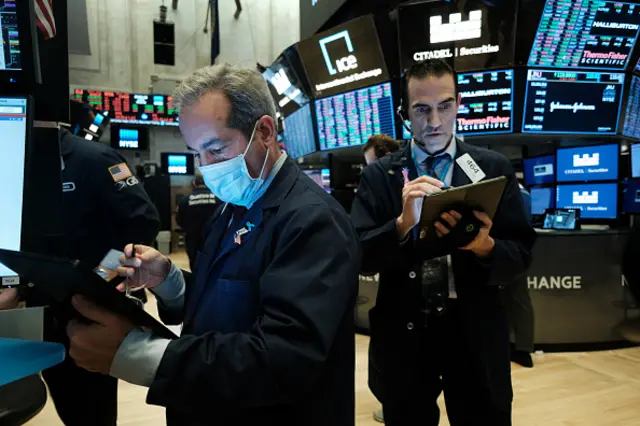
[350,59,536,426]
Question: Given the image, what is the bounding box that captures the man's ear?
[457,93,462,106]
[258,115,277,146]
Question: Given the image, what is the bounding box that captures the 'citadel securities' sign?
[527,276,582,290]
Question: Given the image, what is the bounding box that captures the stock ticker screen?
[556,144,619,182]
[315,82,396,151]
[73,89,179,126]
[283,103,317,159]
[528,0,640,70]
[456,69,513,136]
[522,70,624,134]
[0,0,20,71]
[623,75,640,139]
[556,182,618,219]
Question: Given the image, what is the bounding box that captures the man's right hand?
[115,244,171,292]
[396,176,445,240]
[0,288,19,310]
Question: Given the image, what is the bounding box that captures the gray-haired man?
[66,63,360,426]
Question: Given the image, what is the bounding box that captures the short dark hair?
[404,59,458,100]
[363,134,400,159]
[194,171,205,186]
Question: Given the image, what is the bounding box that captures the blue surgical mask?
[198,122,269,208]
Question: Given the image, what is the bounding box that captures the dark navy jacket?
[148,157,360,426]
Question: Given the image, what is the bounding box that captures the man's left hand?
[435,210,495,257]
[67,295,135,375]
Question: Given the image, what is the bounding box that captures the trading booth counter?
[354,229,634,350]
[528,228,631,347]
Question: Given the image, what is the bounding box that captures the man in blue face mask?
[64,63,361,426]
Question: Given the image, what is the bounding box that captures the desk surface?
[0,338,65,387]
[535,228,630,237]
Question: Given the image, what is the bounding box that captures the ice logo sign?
[430,10,482,44]
[319,30,358,75]
[573,153,599,167]
[272,69,292,96]
[573,191,599,204]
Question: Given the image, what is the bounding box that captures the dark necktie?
[423,153,452,181]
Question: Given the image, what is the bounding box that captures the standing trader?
[176,171,218,271]
[350,59,536,426]
[3,126,160,426]
[65,63,360,426]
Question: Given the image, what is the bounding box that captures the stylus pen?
[126,245,136,298]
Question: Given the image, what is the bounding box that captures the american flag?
[34,0,56,39]
[109,163,133,182]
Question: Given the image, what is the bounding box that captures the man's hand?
[0,288,19,310]
[67,295,135,374]
[115,244,171,292]
[434,210,495,258]
[397,176,444,240]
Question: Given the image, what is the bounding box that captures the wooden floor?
[26,252,640,426]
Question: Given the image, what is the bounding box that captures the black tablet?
[0,249,178,340]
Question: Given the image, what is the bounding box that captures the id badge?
[95,249,124,281]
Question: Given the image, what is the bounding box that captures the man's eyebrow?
[439,97,455,105]
[200,139,223,151]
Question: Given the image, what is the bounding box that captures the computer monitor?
[556,144,619,182]
[556,183,618,220]
[110,125,149,151]
[623,75,640,140]
[0,96,28,285]
[530,187,555,216]
[315,82,396,151]
[632,143,640,178]
[524,155,555,186]
[623,179,640,214]
[283,103,317,159]
[303,168,331,193]
[0,0,40,88]
[161,152,195,176]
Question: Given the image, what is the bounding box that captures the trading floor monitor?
[0,96,28,286]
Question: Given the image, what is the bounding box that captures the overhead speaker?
[154,6,175,66]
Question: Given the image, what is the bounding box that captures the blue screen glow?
[623,179,640,214]
[531,187,555,215]
[524,155,556,186]
[556,144,618,182]
[556,182,618,219]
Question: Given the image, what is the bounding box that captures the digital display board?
[283,103,317,159]
[557,144,619,182]
[303,169,331,193]
[110,125,149,151]
[263,54,310,117]
[397,0,517,72]
[556,182,618,219]
[623,75,640,139]
[0,97,26,283]
[524,155,556,186]
[0,0,20,71]
[161,152,195,176]
[531,187,555,215]
[623,179,640,213]
[522,70,624,134]
[631,143,640,178]
[315,82,396,151]
[297,15,390,98]
[73,89,179,127]
[529,0,640,70]
[456,69,513,136]
[300,0,348,40]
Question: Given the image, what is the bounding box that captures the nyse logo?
[573,191,598,204]
[573,153,599,167]
[430,10,482,44]
[319,30,358,75]
[272,69,292,95]
[528,276,582,290]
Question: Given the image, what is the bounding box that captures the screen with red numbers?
[72,89,179,127]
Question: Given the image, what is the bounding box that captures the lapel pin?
[246,221,255,231]
[234,227,249,245]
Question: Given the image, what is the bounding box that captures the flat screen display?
[110,126,148,151]
[557,144,618,182]
[0,96,27,283]
[263,54,310,117]
[315,82,396,151]
[524,155,556,186]
[303,168,331,193]
[397,0,517,72]
[0,0,21,71]
[297,15,390,98]
[632,143,640,178]
[522,70,624,134]
[456,69,513,136]
[299,0,348,40]
[623,75,640,139]
[73,90,179,127]
[623,179,640,213]
[531,187,555,215]
[283,103,317,159]
[161,153,195,176]
[528,0,640,70]
[556,182,618,219]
